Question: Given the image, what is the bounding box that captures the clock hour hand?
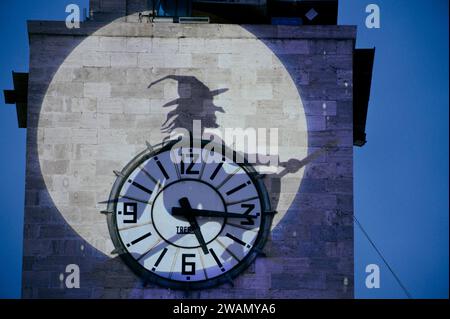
[172,207,257,220]
[178,197,209,255]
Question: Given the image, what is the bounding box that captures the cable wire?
[352,214,413,299]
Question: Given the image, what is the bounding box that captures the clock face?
[106,139,272,289]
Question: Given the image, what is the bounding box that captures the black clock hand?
[172,207,257,219]
[179,198,209,255]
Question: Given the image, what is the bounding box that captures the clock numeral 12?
[123,202,137,223]
[181,253,196,275]
[180,153,199,175]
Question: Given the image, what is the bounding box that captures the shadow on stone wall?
[24,11,353,298]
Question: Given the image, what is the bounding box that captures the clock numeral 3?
[123,202,137,223]
[181,253,196,275]
[240,203,256,225]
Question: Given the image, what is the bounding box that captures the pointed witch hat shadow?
[148,75,228,135]
[148,75,228,107]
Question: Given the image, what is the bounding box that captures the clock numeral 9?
[123,202,137,223]
[181,253,196,275]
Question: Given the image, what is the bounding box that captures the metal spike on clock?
[145,140,154,153]
[253,247,267,258]
[255,173,266,180]
[100,209,112,215]
[141,278,150,288]
[182,287,192,296]
[224,274,234,287]
[110,247,125,255]
[113,170,125,178]
[97,197,119,205]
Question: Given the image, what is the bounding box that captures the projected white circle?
[37,20,308,256]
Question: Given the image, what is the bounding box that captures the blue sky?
[0,0,448,298]
[339,0,449,298]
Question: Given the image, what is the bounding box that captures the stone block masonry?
[23,20,355,298]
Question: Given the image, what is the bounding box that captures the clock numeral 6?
[181,253,196,275]
[123,202,137,223]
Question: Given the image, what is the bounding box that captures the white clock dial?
[108,141,271,288]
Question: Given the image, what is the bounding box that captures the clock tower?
[9,0,374,298]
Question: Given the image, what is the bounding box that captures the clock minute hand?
[178,198,209,255]
[172,207,257,219]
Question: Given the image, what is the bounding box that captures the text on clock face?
[176,226,194,234]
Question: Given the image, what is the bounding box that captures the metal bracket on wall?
[3,71,28,128]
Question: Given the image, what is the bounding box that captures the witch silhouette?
[148,75,228,140]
